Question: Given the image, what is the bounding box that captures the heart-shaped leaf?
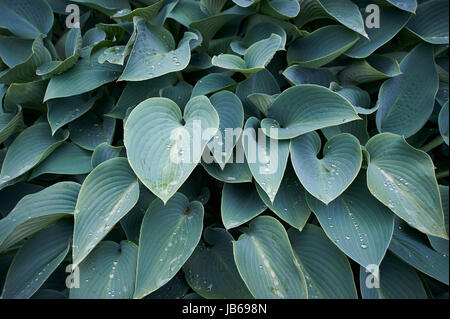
[124,96,219,203]
[291,132,362,204]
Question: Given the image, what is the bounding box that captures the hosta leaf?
[69,112,116,151]
[3,79,47,112]
[405,0,449,44]
[124,96,219,204]
[212,34,282,74]
[287,25,359,68]
[161,81,193,111]
[291,132,362,204]
[306,173,395,267]
[208,91,244,169]
[73,158,139,266]
[36,28,82,77]
[329,83,373,114]
[359,251,427,299]
[260,0,300,19]
[70,241,138,299]
[261,85,360,140]
[376,44,438,138]
[439,101,449,145]
[339,55,402,85]
[366,133,447,239]
[119,18,197,81]
[47,93,102,134]
[44,53,122,101]
[91,143,123,168]
[108,73,177,119]
[191,73,236,98]
[243,117,290,202]
[0,35,51,84]
[120,184,156,245]
[134,193,204,299]
[0,0,54,39]
[322,117,370,145]
[236,69,280,118]
[0,123,68,187]
[389,220,449,285]
[146,273,189,299]
[427,186,449,255]
[383,0,417,13]
[183,227,253,299]
[282,65,336,87]
[30,143,92,179]
[72,0,130,16]
[202,140,253,183]
[221,182,267,229]
[112,0,163,22]
[0,182,80,252]
[1,220,72,299]
[256,164,311,230]
[288,224,358,299]
[233,216,308,299]
[230,22,286,55]
[296,0,367,37]
[0,106,23,144]
[345,7,412,59]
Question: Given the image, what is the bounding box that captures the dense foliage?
[0,0,448,299]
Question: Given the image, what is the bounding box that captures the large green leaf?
[44,53,122,101]
[212,34,282,74]
[134,193,204,299]
[389,220,449,285]
[183,227,253,299]
[0,0,54,39]
[231,22,286,55]
[438,101,449,145]
[233,216,308,298]
[366,133,447,239]
[261,85,360,140]
[73,158,139,266]
[0,106,23,144]
[47,93,101,135]
[69,112,116,151]
[70,241,138,299]
[288,224,358,299]
[242,117,290,202]
[306,173,395,267]
[359,251,427,299]
[339,55,402,85]
[191,73,236,98]
[0,182,80,252]
[119,18,197,81]
[124,96,219,203]
[376,44,438,138]
[282,65,336,87]
[221,182,267,229]
[0,123,68,187]
[345,6,412,59]
[287,25,359,68]
[405,0,449,44]
[427,186,449,254]
[30,142,92,179]
[1,220,72,299]
[291,132,362,204]
[256,164,311,230]
[296,0,367,37]
[0,35,51,84]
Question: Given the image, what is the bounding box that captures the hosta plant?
[0,0,449,300]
